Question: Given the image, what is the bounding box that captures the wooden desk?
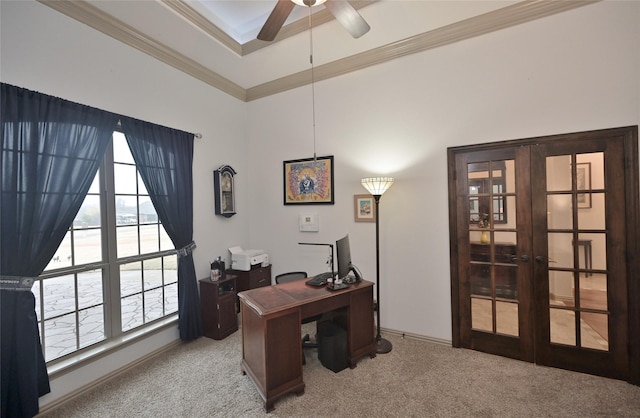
[238,280,376,412]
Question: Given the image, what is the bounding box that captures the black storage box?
[317,320,347,373]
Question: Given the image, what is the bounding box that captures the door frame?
[447,126,639,385]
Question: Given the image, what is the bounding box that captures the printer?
[228,246,269,271]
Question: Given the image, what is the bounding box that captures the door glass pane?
[547,194,572,229]
[470,264,490,297]
[576,152,604,188]
[579,275,607,311]
[580,312,608,351]
[578,232,606,272]
[549,270,574,306]
[496,301,518,336]
[578,192,605,229]
[548,232,573,269]
[550,308,576,346]
[471,297,492,332]
[495,265,517,299]
[495,196,516,229]
[546,155,572,191]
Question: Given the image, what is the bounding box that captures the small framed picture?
[354,194,375,222]
[283,156,334,205]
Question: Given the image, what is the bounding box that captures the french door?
[448,126,639,383]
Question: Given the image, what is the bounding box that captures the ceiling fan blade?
[324,0,370,39]
[257,0,296,41]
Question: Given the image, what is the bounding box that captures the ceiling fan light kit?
[257,0,370,42]
[291,0,327,7]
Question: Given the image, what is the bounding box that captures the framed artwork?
[354,194,375,222]
[283,156,334,205]
[576,162,592,208]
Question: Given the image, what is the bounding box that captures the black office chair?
[275,271,320,364]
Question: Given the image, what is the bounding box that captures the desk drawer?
[250,267,271,288]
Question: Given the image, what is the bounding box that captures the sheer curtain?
[120,117,203,341]
[1,83,118,417]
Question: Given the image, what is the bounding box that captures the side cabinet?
[228,265,272,310]
[199,276,238,340]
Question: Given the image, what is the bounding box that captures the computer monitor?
[336,234,362,282]
[336,234,351,281]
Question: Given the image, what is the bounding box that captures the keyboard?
[305,272,334,287]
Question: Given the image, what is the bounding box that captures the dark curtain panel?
[0,83,118,417]
[120,117,202,341]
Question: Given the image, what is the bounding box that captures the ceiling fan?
[257,0,370,42]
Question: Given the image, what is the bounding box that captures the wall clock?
[214,165,237,218]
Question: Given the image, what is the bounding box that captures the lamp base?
[375,337,393,354]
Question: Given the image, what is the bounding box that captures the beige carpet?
[39,326,640,418]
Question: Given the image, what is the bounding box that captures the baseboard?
[381,327,452,347]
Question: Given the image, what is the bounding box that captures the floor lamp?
[361,177,394,354]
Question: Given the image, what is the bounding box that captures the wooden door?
[448,126,639,383]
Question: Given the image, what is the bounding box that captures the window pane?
[165,283,178,314]
[75,195,101,229]
[117,226,139,257]
[139,196,156,223]
[44,314,76,361]
[145,288,164,322]
[140,224,159,254]
[122,294,143,332]
[43,275,75,320]
[164,255,177,284]
[121,262,142,297]
[160,227,173,251]
[79,306,105,349]
[74,229,102,265]
[46,232,72,270]
[78,270,103,309]
[115,195,138,225]
[114,163,137,194]
[113,132,135,164]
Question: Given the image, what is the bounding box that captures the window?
[33,132,178,362]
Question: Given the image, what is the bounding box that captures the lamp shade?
[361,177,394,196]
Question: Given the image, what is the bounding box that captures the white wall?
[246,0,640,341]
[1,0,639,410]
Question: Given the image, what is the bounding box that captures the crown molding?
[37,0,599,103]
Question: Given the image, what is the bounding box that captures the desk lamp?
[361,177,394,354]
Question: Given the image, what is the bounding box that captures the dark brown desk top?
[238,279,374,316]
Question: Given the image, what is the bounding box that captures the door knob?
[510,255,530,262]
[535,256,556,263]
